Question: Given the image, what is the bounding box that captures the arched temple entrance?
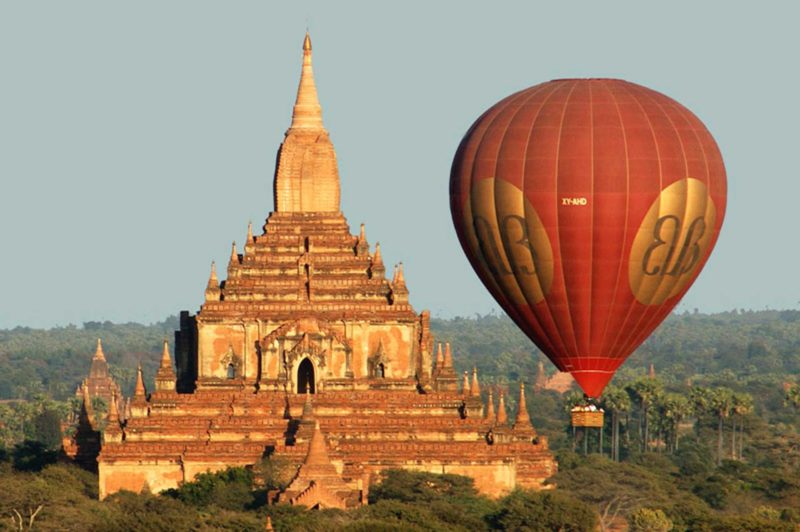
[298,358,315,394]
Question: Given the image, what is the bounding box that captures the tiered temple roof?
[94,32,556,501]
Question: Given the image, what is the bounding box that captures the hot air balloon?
[450,79,726,398]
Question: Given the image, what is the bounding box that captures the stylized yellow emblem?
[463,178,554,305]
[629,178,716,305]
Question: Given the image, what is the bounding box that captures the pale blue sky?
[0,2,797,328]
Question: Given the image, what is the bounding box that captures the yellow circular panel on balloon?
[629,178,717,305]
[463,178,554,305]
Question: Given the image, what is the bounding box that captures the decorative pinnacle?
[470,367,481,396]
[305,420,331,466]
[94,338,106,362]
[247,221,253,243]
[108,392,119,423]
[360,223,366,242]
[230,241,238,263]
[395,262,405,284]
[497,391,508,425]
[373,242,383,265]
[290,31,324,131]
[485,390,495,420]
[435,343,444,370]
[444,342,453,369]
[462,371,470,394]
[515,382,529,424]
[160,340,172,370]
[207,261,219,288]
[134,364,146,398]
[266,515,274,531]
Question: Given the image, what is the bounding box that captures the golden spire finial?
[435,343,444,370]
[108,391,119,423]
[462,371,470,394]
[395,262,405,284]
[290,31,324,131]
[94,338,106,362]
[160,340,171,370]
[485,389,495,420]
[444,342,453,369]
[230,241,238,262]
[207,261,218,287]
[515,382,530,426]
[497,391,508,425]
[470,367,481,396]
[247,221,253,243]
[134,364,146,398]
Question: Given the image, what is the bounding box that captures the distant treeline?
[1,309,799,401]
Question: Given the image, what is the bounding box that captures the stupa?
[95,33,556,501]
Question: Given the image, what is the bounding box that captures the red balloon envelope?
[450,79,727,398]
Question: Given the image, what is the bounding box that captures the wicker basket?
[571,410,604,428]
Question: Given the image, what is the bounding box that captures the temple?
[93,33,556,502]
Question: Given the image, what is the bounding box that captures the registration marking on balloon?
[629,178,716,305]
[464,178,554,305]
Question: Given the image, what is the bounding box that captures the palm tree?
[732,392,753,461]
[626,377,662,452]
[601,385,631,461]
[709,387,734,465]
[658,392,692,453]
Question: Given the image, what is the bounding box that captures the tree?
[627,378,663,452]
[731,393,753,461]
[487,490,598,532]
[656,393,692,453]
[785,384,800,410]
[709,388,734,465]
[628,507,673,532]
[601,385,631,461]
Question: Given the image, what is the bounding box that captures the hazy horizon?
[2,2,798,328]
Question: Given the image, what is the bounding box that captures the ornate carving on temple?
[367,340,390,378]
[220,345,243,380]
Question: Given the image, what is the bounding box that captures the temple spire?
[289,31,325,131]
[513,382,535,435]
[108,391,119,424]
[134,364,146,398]
[305,421,331,466]
[470,367,481,396]
[443,342,453,369]
[160,340,171,370]
[515,383,529,425]
[497,391,507,425]
[274,31,340,213]
[94,338,106,362]
[434,343,444,373]
[247,221,253,243]
[205,262,221,302]
[485,389,495,420]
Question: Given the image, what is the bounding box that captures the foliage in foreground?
[1,451,799,531]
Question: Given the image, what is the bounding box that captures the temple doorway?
[298,358,315,394]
